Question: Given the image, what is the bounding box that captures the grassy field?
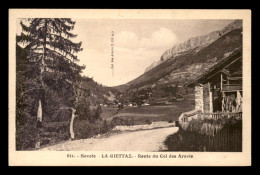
[100,107,119,119]
[101,93,195,125]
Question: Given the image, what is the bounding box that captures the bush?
[145,119,152,125]
[164,118,242,152]
[111,117,124,126]
[164,129,209,152]
[110,117,136,128]
[74,119,112,139]
[130,117,135,126]
[16,119,40,150]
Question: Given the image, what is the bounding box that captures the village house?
[179,47,242,123]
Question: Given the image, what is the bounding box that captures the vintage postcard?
[9,9,251,166]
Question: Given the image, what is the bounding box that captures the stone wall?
[113,121,176,131]
[195,85,204,112]
[203,83,211,113]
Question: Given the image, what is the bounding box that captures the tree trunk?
[37,100,42,122]
[35,100,42,149]
[35,20,48,149]
[70,108,76,140]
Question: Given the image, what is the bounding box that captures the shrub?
[164,129,209,151]
[130,117,135,126]
[164,118,242,152]
[73,119,112,139]
[145,119,152,125]
[109,117,136,128]
[16,119,40,150]
[110,117,125,126]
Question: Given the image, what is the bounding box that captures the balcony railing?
[181,111,242,122]
[222,84,242,91]
[199,112,242,120]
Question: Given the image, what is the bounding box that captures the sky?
[17,19,234,87]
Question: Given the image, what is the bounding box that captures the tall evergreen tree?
[17,18,85,145]
[17,18,84,121]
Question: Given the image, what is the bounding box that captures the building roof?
[185,47,242,87]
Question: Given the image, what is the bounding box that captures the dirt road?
[40,127,179,151]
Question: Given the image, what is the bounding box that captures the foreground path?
[40,127,179,151]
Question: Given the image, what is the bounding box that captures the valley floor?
[101,93,195,125]
[39,127,179,151]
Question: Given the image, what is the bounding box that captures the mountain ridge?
[145,20,242,72]
[114,26,242,93]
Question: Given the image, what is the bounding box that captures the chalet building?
[179,47,242,123]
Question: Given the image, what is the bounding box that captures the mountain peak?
[145,20,242,72]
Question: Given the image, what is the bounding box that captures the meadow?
[101,94,195,125]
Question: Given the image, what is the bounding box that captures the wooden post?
[222,92,225,112]
[220,73,223,91]
[212,84,215,112]
[208,82,213,114]
[197,110,201,120]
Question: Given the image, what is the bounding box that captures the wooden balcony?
[222,84,242,92]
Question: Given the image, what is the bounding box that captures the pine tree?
[17,18,84,81]
[17,18,85,145]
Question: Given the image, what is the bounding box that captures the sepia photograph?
[9,9,251,166]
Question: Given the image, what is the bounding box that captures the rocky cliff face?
[156,62,216,86]
[114,27,242,93]
[145,20,242,72]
